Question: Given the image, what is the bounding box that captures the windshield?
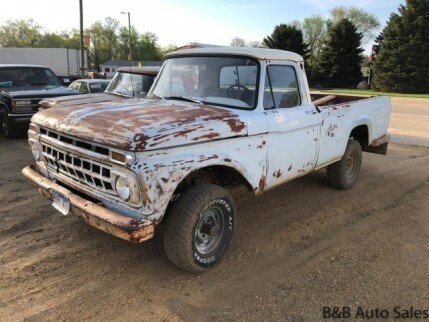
[0,67,61,87]
[149,56,259,109]
[106,72,155,98]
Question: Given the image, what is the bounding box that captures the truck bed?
[313,93,391,169]
[310,93,373,106]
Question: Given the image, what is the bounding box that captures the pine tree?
[372,0,429,93]
[263,24,309,59]
[319,18,363,88]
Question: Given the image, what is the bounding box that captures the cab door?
[263,63,319,188]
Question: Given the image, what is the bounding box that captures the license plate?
[50,189,70,215]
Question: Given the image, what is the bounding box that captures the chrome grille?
[40,127,110,156]
[41,142,117,196]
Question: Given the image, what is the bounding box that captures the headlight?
[115,176,131,201]
[31,142,41,160]
[113,172,140,204]
[11,99,34,113]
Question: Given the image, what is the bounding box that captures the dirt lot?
[1,137,428,321]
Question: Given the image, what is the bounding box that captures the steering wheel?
[226,84,250,99]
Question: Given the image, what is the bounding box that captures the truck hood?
[3,85,78,99]
[39,93,130,109]
[32,99,247,152]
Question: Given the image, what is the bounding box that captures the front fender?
[131,148,257,221]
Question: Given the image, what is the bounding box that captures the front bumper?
[9,113,34,126]
[22,165,155,243]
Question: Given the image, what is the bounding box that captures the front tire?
[163,183,235,273]
[327,139,362,190]
[0,109,18,139]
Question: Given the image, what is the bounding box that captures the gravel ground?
[0,138,428,321]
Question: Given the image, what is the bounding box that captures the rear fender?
[350,117,373,145]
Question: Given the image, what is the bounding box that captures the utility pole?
[121,11,132,65]
[79,0,85,78]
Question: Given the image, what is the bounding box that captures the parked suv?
[0,64,78,138]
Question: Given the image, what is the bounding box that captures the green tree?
[86,17,120,70]
[37,31,80,49]
[230,37,246,47]
[319,18,363,88]
[372,0,429,93]
[263,24,309,58]
[0,17,164,71]
[330,6,380,44]
[0,19,41,47]
[301,15,327,70]
[136,32,163,61]
[118,25,140,60]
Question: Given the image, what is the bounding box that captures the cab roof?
[117,66,160,75]
[166,46,304,63]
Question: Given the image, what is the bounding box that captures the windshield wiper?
[164,96,203,105]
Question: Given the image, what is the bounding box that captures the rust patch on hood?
[32,100,248,152]
[192,132,220,141]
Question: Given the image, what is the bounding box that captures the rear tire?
[327,139,362,190]
[163,183,235,273]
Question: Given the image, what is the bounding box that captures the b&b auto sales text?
[323,306,428,319]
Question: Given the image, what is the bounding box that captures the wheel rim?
[345,151,357,179]
[194,206,225,255]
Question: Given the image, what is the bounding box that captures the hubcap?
[194,206,224,254]
[345,152,356,179]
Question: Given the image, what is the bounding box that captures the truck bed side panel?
[316,96,391,168]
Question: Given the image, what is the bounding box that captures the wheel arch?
[0,101,10,114]
[159,162,254,222]
[173,163,254,195]
[349,119,373,148]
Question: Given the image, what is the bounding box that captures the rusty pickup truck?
[23,47,390,273]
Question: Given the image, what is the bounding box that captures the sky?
[0,0,405,52]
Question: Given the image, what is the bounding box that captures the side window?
[219,65,257,107]
[80,83,89,94]
[70,81,80,90]
[264,65,300,109]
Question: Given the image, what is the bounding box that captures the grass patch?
[312,88,429,99]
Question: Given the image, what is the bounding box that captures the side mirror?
[62,78,71,85]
